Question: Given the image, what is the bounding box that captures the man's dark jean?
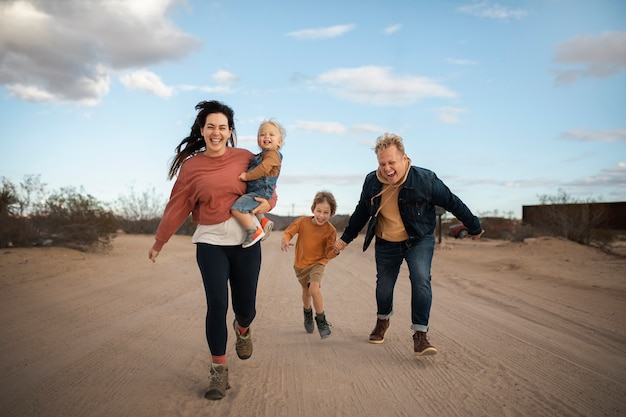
[374,234,435,332]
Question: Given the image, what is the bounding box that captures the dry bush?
[32,187,118,251]
[0,215,39,248]
[116,217,162,235]
[534,190,612,246]
[1,176,117,252]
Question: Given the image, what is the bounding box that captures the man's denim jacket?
[340,166,482,251]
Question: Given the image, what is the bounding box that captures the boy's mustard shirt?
[282,216,338,269]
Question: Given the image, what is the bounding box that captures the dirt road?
[1,233,624,417]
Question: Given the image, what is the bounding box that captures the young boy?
[231,119,284,248]
[281,191,340,338]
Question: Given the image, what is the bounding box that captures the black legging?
[196,242,261,356]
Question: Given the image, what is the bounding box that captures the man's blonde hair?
[374,132,405,155]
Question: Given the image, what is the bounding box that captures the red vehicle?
[448,223,468,239]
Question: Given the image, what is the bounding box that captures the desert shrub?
[116,217,162,234]
[534,190,609,245]
[510,223,542,242]
[112,186,168,235]
[31,187,117,251]
[0,177,40,247]
[0,216,39,248]
[113,186,166,221]
[589,228,617,253]
[0,178,18,214]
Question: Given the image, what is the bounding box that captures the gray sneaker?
[303,308,314,333]
[233,319,253,359]
[242,226,265,248]
[204,363,230,400]
[260,218,274,241]
[315,313,332,339]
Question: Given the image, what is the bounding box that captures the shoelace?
[210,366,224,384]
[413,332,430,343]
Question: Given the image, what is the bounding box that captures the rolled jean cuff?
[411,324,428,332]
[377,312,393,320]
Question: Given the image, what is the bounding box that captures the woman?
[148,100,276,400]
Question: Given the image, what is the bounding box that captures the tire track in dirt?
[432,243,625,417]
[2,234,624,417]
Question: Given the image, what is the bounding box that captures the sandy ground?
[1,232,625,417]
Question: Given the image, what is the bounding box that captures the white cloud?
[119,70,173,98]
[178,70,240,94]
[561,128,626,143]
[457,1,528,20]
[8,65,110,106]
[454,163,626,194]
[384,24,403,35]
[554,31,626,84]
[286,24,355,40]
[0,0,200,105]
[453,176,558,188]
[435,107,468,124]
[291,121,386,136]
[7,83,57,103]
[213,70,240,85]
[316,66,456,105]
[294,121,348,134]
[567,163,626,188]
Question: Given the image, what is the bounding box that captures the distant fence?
[522,202,626,230]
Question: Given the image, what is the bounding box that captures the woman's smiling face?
[201,112,232,157]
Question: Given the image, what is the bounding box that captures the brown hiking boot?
[413,331,437,356]
[369,318,390,344]
[204,363,230,400]
[233,319,253,360]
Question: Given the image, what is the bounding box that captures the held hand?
[334,239,347,252]
[251,197,270,214]
[281,241,292,252]
[470,229,485,240]
[148,248,160,263]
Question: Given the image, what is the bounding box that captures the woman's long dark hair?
[168,100,237,179]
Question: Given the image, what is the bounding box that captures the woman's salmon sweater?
[153,147,276,251]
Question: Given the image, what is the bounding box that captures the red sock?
[212,355,226,365]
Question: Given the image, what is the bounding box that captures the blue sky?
[1,0,625,218]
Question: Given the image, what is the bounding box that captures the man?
[335,133,484,356]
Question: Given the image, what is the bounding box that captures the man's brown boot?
[413,331,437,356]
[369,318,390,344]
